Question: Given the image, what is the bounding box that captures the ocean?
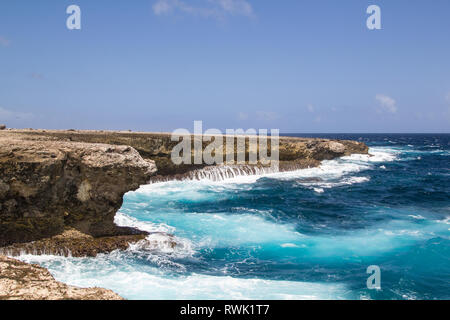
[19,134,450,300]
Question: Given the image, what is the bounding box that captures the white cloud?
[307,104,315,113]
[0,36,10,47]
[256,111,279,121]
[0,107,34,122]
[237,111,279,122]
[376,94,397,114]
[153,0,172,15]
[152,0,254,19]
[237,112,248,120]
[214,0,253,16]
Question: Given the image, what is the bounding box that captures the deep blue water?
[20,134,450,300]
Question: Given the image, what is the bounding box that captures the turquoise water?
[19,134,450,300]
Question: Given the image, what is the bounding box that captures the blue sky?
[0,0,449,133]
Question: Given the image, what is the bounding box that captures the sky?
[0,0,449,133]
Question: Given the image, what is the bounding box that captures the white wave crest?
[133,147,396,195]
[14,254,350,300]
[115,212,196,258]
[115,211,175,234]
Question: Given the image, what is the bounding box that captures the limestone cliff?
[2,129,369,179]
[0,129,368,248]
[0,133,157,247]
[0,129,368,300]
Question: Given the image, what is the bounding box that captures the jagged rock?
[0,129,368,247]
[0,134,157,246]
[0,228,148,257]
[312,141,347,160]
[0,255,123,300]
[0,129,369,300]
[0,130,368,178]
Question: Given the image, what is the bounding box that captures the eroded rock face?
[0,228,148,257]
[0,134,157,246]
[0,255,123,300]
[4,130,369,178]
[0,130,368,247]
[0,129,369,300]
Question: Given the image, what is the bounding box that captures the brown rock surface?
[0,133,157,246]
[0,255,123,300]
[0,129,368,248]
[0,228,148,257]
[0,129,368,300]
[1,129,368,176]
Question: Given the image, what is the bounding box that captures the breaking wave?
[15,135,450,300]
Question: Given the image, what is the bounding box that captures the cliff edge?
[0,133,157,247]
[0,129,368,249]
[0,129,368,300]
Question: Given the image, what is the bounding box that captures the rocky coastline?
[0,255,123,300]
[0,128,369,299]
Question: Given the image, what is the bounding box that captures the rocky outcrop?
[0,129,368,248]
[0,228,148,257]
[0,133,157,247]
[0,129,368,300]
[7,129,368,181]
[0,255,123,300]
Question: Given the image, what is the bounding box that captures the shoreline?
[0,128,369,300]
[0,254,123,300]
